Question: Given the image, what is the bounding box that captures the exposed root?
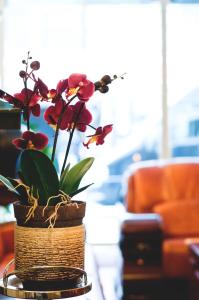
[15,183,79,227]
[43,192,76,228]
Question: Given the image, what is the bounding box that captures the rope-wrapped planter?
[13,201,86,285]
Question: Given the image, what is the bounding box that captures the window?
[167,2,199,157]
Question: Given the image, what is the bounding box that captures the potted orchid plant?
[0,52,122,285]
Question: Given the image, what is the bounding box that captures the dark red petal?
[14,92,25,103]
[12,138,27,149]
[72,101,92,127]
[78,107,92,125]
[55,99,65,115]
[29,94,41,107]
[56,79,68,94]
[95,127,103,135]
[77,80,95,100]
[103,124,113,135]
[22,131,35,141]
[74,101,84,111]
[31,104,40,117]
[96,125,113,145]
[37,78,49,98]
[52,94,62,104]
[33,133,48,150]
[3,94,14,104]
[68,74,87,88]
[60,106,73,130]
[44,106,57,125]
[21,88,34,100]
[76,123,87,132]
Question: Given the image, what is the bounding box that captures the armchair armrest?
[0,222,15,255]
[120,213,163,266]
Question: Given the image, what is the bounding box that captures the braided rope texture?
[15,224,85,281]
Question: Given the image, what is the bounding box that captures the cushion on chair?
[153,201,199,237]
[126,167,165,213]
[163,164,199,201]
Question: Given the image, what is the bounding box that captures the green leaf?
[0,175,19,195]
[60,157,94,195]
[69,183,94,198]
[8,178,29,205]
[20,149,59,205]
[60,163,71,186]
[18,170,27,185]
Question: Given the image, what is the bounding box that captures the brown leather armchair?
[122,158,199,279]
[0,222,14,275]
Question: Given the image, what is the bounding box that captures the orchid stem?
[51,126,59,162]
[24,52,31,131]
[61,129,74,175]
[61,102,84,175]
[51,94,77,163]
[24,80,30,131]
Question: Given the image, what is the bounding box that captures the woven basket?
[13,201,86,282]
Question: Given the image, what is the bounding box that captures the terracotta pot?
[13,201,86,287]
[13,200,86,227]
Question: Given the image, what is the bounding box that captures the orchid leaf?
[60,163,71,186]
[18,170,27,185]
[8,178,29,205]
[0,175,19,195]
[20,149,59,205]
[60,157,94,195]
[69,183,94,198]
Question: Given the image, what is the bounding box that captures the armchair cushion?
[163,164,199,201]
[154,201,199,237]
[127,167,165,213]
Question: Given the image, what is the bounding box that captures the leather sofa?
[0,222,14,275]
[123,157,199,278]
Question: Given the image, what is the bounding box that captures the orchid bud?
[30,61,40,70]
[101,75,112,85]
[19,70,27,78]
[99,85,109,93]
[94,81,102,90]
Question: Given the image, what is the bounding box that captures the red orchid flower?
[83,124,113,149]
[70,101,92,132]
[34,78,49,99]
[13,131,48,150]
[44,99,73,130]
[13,88,41,119]
[47,79,69,103]
[56,79,68,95]
[68,74,95,101]
[35,78,68,103]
